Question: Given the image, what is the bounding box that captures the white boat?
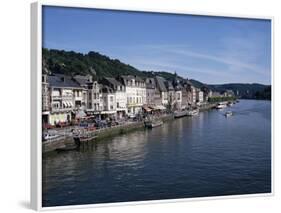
[216,103,227,109]
[42,130,65,143]
[145,119,163,128]
[187,109,199,116]
[227,102,234,106]
[224,111,233,117]
[174,110,187,118]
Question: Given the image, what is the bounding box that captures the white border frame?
[31,1,274,211]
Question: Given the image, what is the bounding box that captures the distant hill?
[189,79,208,89]
[43,48,271,100]
[43,48,182,81]
[190,79,271,100]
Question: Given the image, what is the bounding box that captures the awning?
[181,105,187,109]
[62,101,67,107]
[155,105,166,110]
[116,108,127,111]
[76,110,87,118]
[101,110,116,114]
[142,106,152,112]
[69,101,73,107]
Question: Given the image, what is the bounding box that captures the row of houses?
[42,74,210,125]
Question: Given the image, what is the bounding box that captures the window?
[110,96,113,102]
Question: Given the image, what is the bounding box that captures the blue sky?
[43,6,271,85]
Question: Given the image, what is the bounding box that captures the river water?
[42,100,271,207]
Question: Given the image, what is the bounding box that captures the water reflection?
[43,100,271,207]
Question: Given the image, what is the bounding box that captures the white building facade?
[119,75,146,116]
[196,90,204,103]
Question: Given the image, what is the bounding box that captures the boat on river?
[174,110,188,118]
[216,102,227,109]
[72,129,98,146]
[187,109,199,116]
[224,111,233,117]
[144,119,163,128]
[42,130,65,143]
[227,102,234,106]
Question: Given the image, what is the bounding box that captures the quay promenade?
[42,102,217,154]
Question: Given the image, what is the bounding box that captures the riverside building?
[100,77,127,119]
[47,74,84,125]
[118,75,146,117]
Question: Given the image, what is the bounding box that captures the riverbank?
[42,102,223,154]
[43,114,174,154]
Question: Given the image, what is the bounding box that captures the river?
[42,99,271,207]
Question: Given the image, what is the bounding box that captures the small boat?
[144,119,163,128]
[174,110,187,118]
[42,130,65,143]
[227,102,234,106]
[187,109,199,116]
[224,111,233,117]
[72,129,98,146]
[216,103,227,109]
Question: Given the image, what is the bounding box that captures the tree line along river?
[42,99,271,207]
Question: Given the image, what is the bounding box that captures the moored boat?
[144,119,163,128]
[42,130,65,143]
[187,109,199,116]
[174,110,188,118]
[227,102,234,106]
[216,102,227,109]
[73,130,98,146]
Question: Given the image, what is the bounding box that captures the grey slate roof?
[73,75,92,86]
[104,77,122,86]
[145,78,156,89]
[120,75,144,85]
[165,81,174,91]
[101,85,114,93]
[48,74,82,88]
[155,76,167,92]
